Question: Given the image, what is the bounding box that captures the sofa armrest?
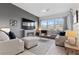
[10,38,24,53]
[0,39,20,55]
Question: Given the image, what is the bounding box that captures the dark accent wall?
[0,3,38,38]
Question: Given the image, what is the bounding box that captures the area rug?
[29,38,53,55]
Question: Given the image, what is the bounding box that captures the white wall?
[73,4,79,46]
[73,23,79,46]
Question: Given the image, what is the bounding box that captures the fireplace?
[41,30,47,36]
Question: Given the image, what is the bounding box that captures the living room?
[0,3,79,55]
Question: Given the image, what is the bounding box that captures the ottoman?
[21,37,38,49]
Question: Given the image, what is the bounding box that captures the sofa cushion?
[8,31,16,39]
[0,31,9,41]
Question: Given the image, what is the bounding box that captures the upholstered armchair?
[55,31,67,47]
[55,35,67,47]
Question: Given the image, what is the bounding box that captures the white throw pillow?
[0,31,9,41]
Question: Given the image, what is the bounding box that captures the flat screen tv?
[21,18,35,30]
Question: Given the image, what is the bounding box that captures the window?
[48,19,54,25]
[48,19,55,29]
[54,19,58,25]
[55,18,64,30]
[41,20,47,29]
[40,18,64,30]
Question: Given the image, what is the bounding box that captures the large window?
[54,18,64,30]
[48,19,55,29]
[40,18,64,30]
[48,19,54,25]
[41,20,47,29]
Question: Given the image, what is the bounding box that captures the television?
[21,18,35,30]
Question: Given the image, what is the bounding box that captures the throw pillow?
[59,31,65,36]
[9,31,16,39]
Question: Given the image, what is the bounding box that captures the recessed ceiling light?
[42,9,49,12]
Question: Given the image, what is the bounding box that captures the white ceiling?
[13,3,78,17]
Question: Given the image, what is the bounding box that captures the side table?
[65,42,79,55]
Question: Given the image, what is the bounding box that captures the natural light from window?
[40,18,64,30]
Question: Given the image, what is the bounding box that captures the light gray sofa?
[0,31,24,55]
